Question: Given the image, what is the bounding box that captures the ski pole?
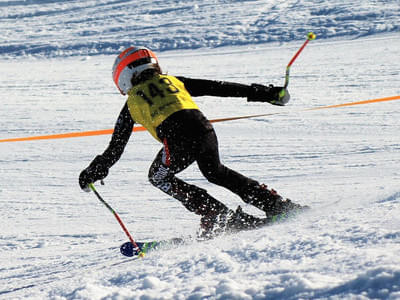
[88,183,145,257]
[280,32,316,98]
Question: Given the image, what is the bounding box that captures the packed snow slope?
[1,0,400,299]
[1,0,400,58]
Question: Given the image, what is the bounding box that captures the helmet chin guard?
[112,46,161,95]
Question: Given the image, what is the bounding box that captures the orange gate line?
[1,95,399,143]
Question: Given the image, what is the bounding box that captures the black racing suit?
[99,77,262,217]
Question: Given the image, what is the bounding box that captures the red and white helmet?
[112,46,161,95]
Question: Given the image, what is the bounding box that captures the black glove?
[79,155,109,192]
[247,84,290,106]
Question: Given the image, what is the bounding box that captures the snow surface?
[1,0,400,58]
[1,1,400,299]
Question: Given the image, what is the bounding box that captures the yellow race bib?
[127,74,199,140]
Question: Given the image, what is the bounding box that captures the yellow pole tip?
[139,252,145,258]
[307,32,316,40]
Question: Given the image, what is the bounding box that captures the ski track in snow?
[0,0,400,58]
[1,1,400,299]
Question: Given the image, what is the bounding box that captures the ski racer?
[79,46,305,237]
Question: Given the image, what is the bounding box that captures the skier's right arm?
[177,76,290,106]
[79,103,134,191]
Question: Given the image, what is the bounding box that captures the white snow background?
[1,0,400,299]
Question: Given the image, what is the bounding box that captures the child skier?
[79,46,304,237]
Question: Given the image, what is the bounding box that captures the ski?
[120,205,309,257]
[120,237,187,257]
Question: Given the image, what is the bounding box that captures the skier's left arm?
[79,103,134,191]
[177,76,290,106]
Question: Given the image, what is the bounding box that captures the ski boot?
[198,206,267,239]
[198,208,230,239]
[226,206,268,231]
[245,184,307,219]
